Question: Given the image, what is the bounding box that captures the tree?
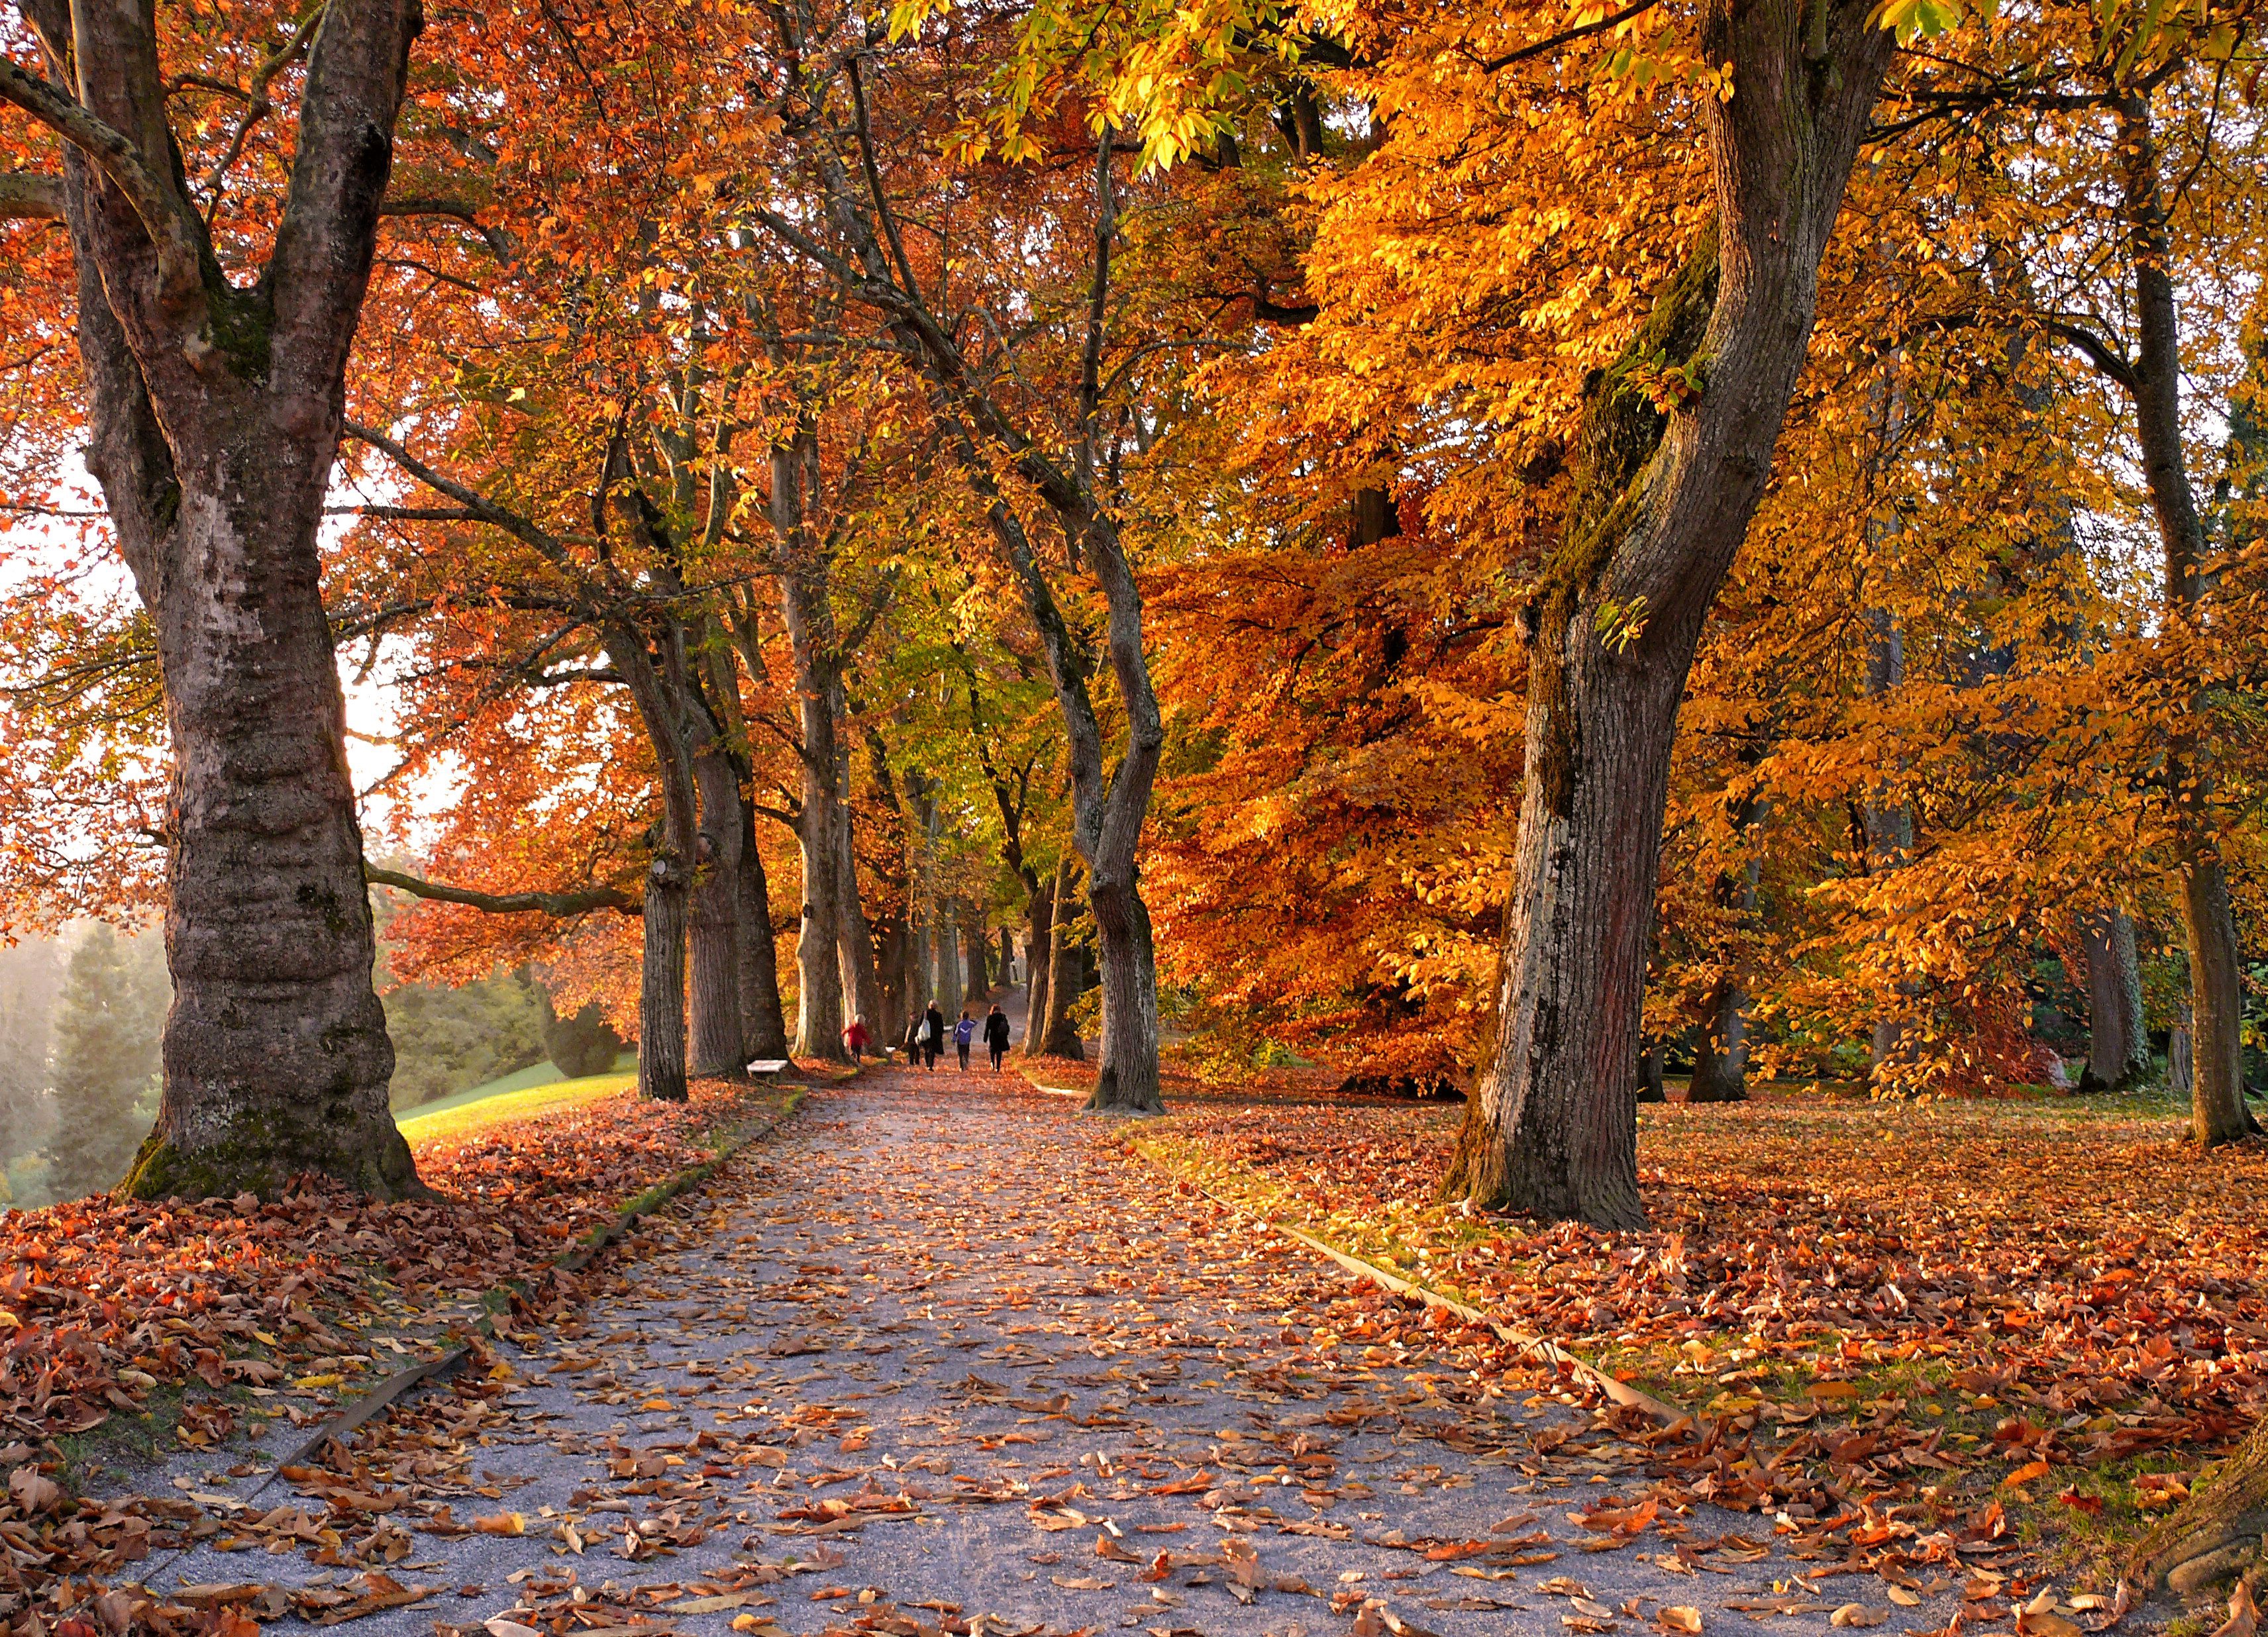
[43,923,165,1199]
[752,20,1172,1113]
[1,0,422,1198]
[542,993,626,1080]
[1433,0,1895,1224]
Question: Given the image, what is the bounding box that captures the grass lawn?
[395,1066,637,1146]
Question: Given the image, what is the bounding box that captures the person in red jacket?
[841,1016,872,1065]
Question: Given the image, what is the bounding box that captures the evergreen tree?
[0,938,64,1172]
[44,925,168,1199]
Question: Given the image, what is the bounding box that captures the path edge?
[1127,1132,1688,1427]
[248,1083,811,1493]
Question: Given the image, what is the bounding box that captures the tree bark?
[689,744,747,1077]
[1025,874,1056,1046]
[638,848,690,1102]
[774,429,849,1062]
[1689,799,1763,1103]
[1038,866,1088,1062]
[931,892,960,1011]
[1443,0,1894,1224]
[2114,91,2251,1146]
[835,786,886,1040]
[2078,907,2149,1093]
[737,797,790,1058]
[15,0,426,1199]
[962,905,991,1004]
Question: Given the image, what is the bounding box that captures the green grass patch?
[396,1069,635,1145]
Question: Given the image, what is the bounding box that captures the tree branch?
[366,865,639,917]
[1479,0,1666,70]
[0,170,62,221]
[378,192,515,261]
[0,57,202,301]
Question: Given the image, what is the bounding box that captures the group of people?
[839,1002,1011,1071]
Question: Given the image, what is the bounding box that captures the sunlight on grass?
[395,1070,636,1147]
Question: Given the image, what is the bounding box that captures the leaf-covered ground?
[111,1071,2004,1637]
[1135,1082,2261,1565]
[0,1076,794,1636]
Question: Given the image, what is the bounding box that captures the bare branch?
[366,864,639,917]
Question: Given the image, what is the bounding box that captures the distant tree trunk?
[2079,907,2149,1093]
[1038,869,1087,1062]
[1025,874,1057,1047]
[962,907,991,1004]
[1639,1046,1666,1105]
[2170,1016,2195,1102]
[775,428,849,1062]
[19,0,425,1201]
[1442,0,1894,1225]
[932,893,959,1011]
[860,727,914,1044]
[835,794,886,1040]
[638,846,691,1103]
[2112,90,2251,1146]
[736,798,789,1060]
[688,746,747,1077]
[1025,861,1066,1058]
[1689,803,1762,1103]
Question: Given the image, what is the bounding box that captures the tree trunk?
[2171,1020,2196,1102]
[932,894,960,1011]
[22,0,427,1201]
[2132,1413,2268,1594]
[1038,871,1087,1062]
[1025,873,1056,1046]
[1639,1046,1666,1104]
[1443,0,1894,1224]
[2079,907,2149,1093]
[688,747,747,1077]
[639,849,691,1102]
[775,430,849,1062]
[1689,817,1761,1103]
[2115,91,2251,1147]
[737,798,790,1059]
[835,791,886,1041]
[962,906,991,1005]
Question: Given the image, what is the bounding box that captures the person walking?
[953,1009,976,1071]
[984,1003,1011,1071]
[842,1015,872,1066]
[922,1003,947,1071]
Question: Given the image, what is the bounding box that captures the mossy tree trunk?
[7,0,426,1199]
[1444,0,1894,1225]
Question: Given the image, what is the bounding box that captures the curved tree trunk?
[737,798,790,1059]
[689,746,747,1077]
[21,0,427,1201]
[1445,0,1894,1224]
[2079,907,2150,1093]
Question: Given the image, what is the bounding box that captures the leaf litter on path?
[83,1071,2003,1637]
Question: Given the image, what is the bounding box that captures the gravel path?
[136,1069,1969,1637]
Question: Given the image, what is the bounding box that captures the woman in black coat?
[984,1003,1011,1071]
